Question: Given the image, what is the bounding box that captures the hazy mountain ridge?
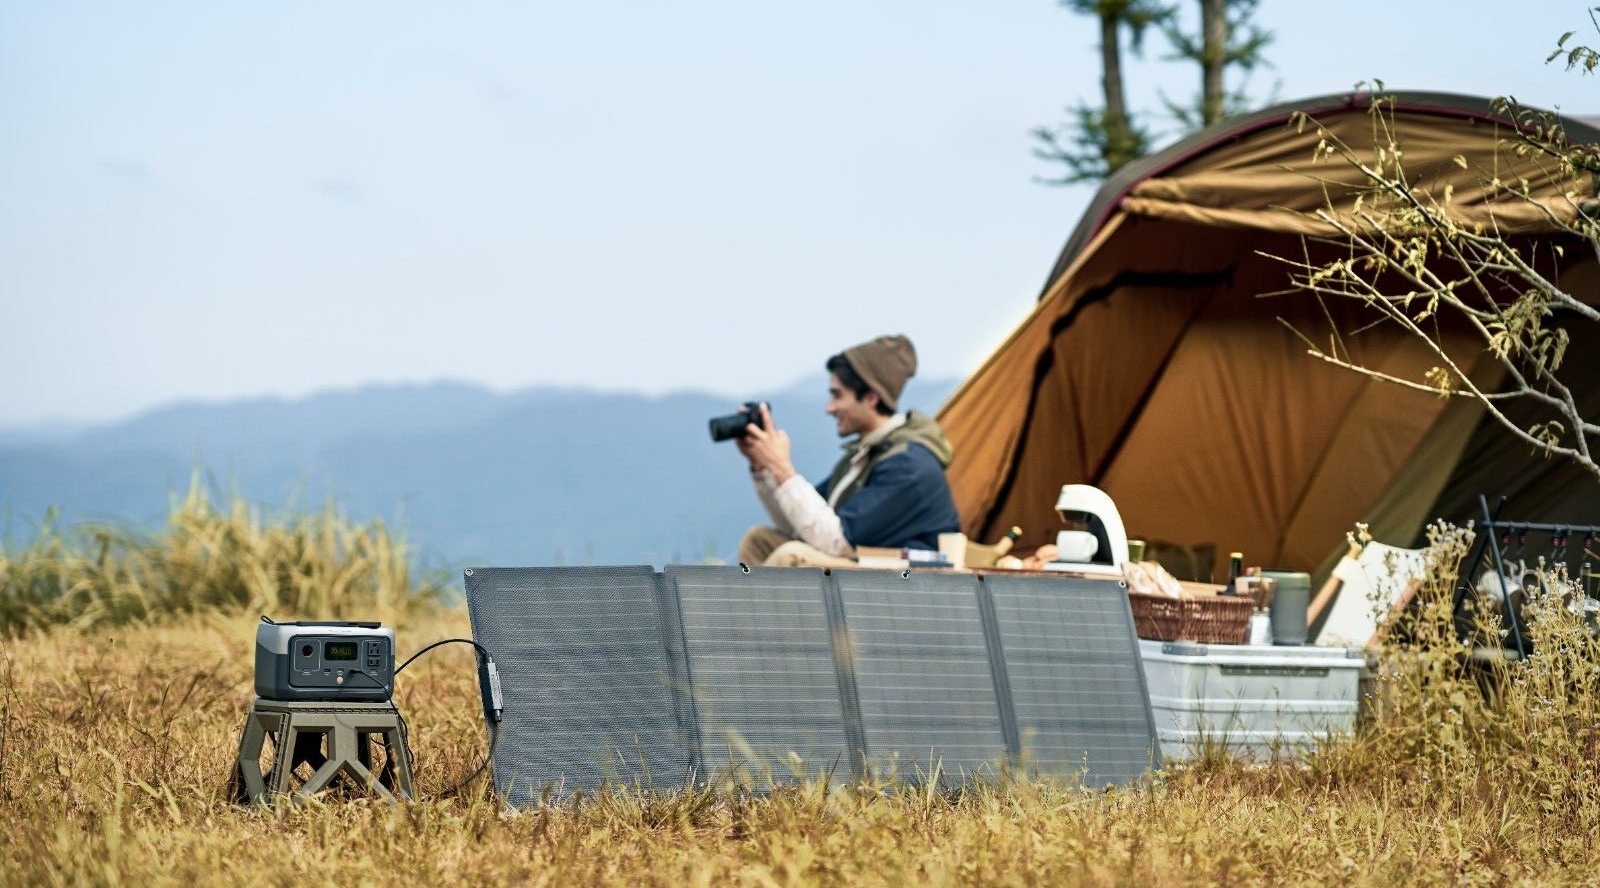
[0,377,958,568]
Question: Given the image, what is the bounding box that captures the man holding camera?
[733,333,961,568]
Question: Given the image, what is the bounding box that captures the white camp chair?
[1310,537,1425,647]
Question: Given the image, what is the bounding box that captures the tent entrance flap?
[979,273,1228,547]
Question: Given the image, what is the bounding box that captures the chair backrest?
[1315,542,1424,647]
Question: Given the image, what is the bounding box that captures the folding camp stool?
[231,699,414,803]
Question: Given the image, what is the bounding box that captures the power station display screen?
[324,641,359,661]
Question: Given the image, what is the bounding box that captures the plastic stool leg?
[383,726,414,799]
[230,710,268,803]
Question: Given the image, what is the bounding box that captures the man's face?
[826,373,881,438]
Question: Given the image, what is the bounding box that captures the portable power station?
[254,619,396,702]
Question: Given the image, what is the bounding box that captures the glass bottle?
[1223,551,1243,595]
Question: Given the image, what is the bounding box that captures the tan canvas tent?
[939,91,1600,582]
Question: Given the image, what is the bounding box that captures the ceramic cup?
[1055,530,1099,563]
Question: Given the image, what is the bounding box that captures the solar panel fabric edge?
[972,576,1022,758]
[654,568,702,780]
[464,566,688,805]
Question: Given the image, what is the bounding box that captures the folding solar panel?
[980,573,1160,785]
[467,564,1159,803]
[463,566,687,804]
[832,570,1008,782]
[664,565,853,782]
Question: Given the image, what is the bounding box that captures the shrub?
[0,482,445,636]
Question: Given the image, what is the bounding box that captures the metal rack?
[1451,494,1600,660]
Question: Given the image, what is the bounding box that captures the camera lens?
[301,644,314,657]
[708,402,768,442]
[708,413,748,442]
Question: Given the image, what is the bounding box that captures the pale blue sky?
[2,1,1594,427]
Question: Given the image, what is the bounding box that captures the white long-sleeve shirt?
[749,414,907,558]
[751,468,853,556]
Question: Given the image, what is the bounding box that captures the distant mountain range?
[0,377,959,572]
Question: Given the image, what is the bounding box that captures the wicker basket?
[1128,590,1254,644]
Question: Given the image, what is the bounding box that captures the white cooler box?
[1137,639,1368,761]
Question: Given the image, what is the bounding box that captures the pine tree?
[1032,0,1171,184]
[1161,0,1273,129]
[1034,0,1272,184]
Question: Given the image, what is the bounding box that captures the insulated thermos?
[1265,570,1311,646]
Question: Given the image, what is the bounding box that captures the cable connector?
[478,656,504,724]
[391,635,502,798]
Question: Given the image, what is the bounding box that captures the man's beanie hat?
[842,334,917,411]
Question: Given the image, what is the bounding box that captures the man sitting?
[734,333,961,568]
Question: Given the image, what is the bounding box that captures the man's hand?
[736,403,797,485]
[733,404,765,467]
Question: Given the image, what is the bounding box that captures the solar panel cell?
[980,573,1161,785]
[463,566,687,802]
[666,566,854,783]
[832,571,1008,783]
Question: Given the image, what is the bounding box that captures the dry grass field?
[4,499,1600,886]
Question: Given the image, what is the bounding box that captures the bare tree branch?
[1268,87,1600,480]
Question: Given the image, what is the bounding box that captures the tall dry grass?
[1340,522,1600,835]
[3,517,1600,885]
[1,482,446,636]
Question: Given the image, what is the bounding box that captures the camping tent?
[939,91,1600,583]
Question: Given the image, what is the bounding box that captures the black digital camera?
[708,401,769,442]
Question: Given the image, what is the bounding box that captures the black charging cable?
[395,637,504,798]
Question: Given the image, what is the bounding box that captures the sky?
[2,0,1596,429]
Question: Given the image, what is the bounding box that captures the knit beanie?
[842,334,917,412]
